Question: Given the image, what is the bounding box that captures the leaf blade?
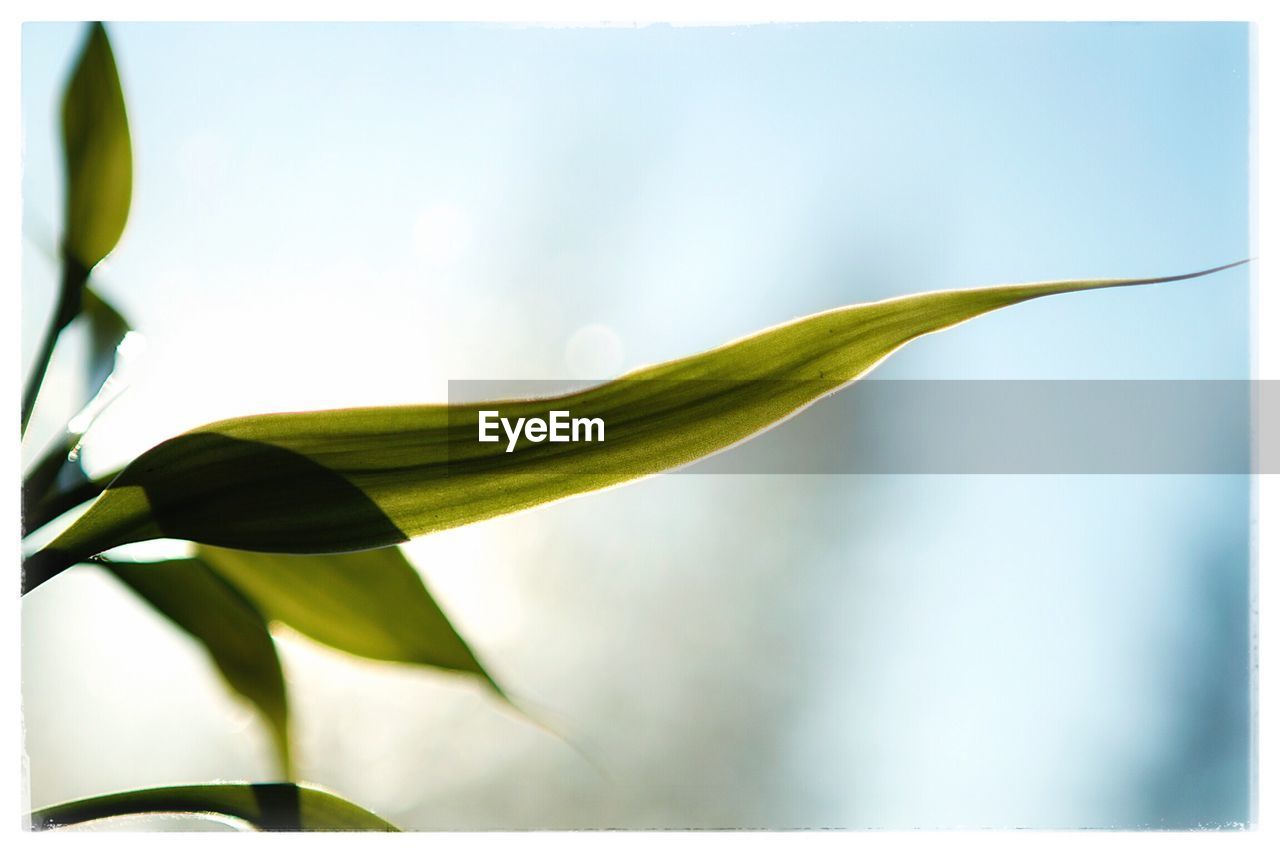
[61,22,132,271]
[105,559,292,777]
[197,545,500,692]
[29,783,398,831]
[25,264,1245,589]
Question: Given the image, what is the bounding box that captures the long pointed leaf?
[29,783,397,831]
[24,264,1244,592]
[196,545,501,692]
[105,559,292,777]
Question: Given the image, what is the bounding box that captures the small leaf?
[105,559,292,777]
[197,545,501,692]
[61,22,132,272]
[29,783,398,831]
[24,263,1245,590]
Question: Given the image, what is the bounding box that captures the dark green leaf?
[105,559,292,777]
[24,263,1245,591]
[197,545,501,692]
[61,22,132,271]
[29,783,398,831]
[21,433,82,536]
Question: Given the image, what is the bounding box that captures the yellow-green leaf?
[197,545,501,692]
[105,559,292,777]
[29,783,398,831]
[23,264,1244,592]
[61,22,132,271]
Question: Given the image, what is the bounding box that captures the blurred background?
[20,22,1252,829]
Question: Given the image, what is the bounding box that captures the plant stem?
[21,258,89,436]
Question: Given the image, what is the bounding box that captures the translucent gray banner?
[447,380,1273,474]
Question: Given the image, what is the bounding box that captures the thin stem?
[21,258,89,436]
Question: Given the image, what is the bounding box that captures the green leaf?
[29,783,398,831]
[22,23,133,435]
[196,545,501,692]
[105,559,292,778]
[23,263,1245,591]
[61,22,132,272]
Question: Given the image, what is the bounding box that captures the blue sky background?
[21,23,1252,829]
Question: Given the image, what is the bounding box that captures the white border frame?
[2,2,1272,850]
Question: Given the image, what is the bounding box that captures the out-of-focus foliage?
[105,559,292,777]
[197,546,501,690]
[22,22,133,432]
[22,23,483,827]
[29,783,398,831]
[60,22,131,273]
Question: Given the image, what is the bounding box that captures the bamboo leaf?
[61,22,132,272]
[23,23,133,434]
[23,263,1244,592]
[29,783,398,831]
[105,559,292,777]
[196,545,501,692]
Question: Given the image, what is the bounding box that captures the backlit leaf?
[23,263,1245,592]
[105,559,292,777]
[61,22,132,272]
[29,783,398,831]
[197,545,501,692]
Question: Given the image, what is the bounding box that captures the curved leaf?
[197,545,501,691]
[61,22,132,271]
[105,559,292,777]
[29,783,398,831]
[23,263,1244,592]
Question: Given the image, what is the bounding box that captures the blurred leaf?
[197,545,501,692]
[24,263,1245,590]
[105,559,292,777]
[23,23,133,435]
[21,287,131,535]
[29,783,398,831]
[81,285,131,407]
[61,22,132,272]
[21,433,83,536]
